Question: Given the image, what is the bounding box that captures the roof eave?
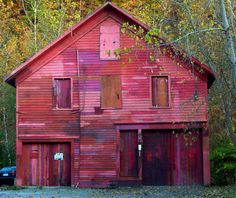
[4,2,215,88]
[4,2,149,87]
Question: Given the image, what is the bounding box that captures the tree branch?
[170,28,224,44]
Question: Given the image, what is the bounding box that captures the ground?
[0,186,236,198]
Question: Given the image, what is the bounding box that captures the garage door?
[22,143,71,186]
[142,130,203,185]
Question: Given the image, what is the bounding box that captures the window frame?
[52,77,73,110]
[150,75,171,108]
[100,74,122,109]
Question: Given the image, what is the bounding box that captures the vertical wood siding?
[101,75,122,108]
[54,78,71,109]
[120,130,138,177]
[152,76,169,107]
[22,143,71,186]
[142,130,203,185]
[15,7,209,187]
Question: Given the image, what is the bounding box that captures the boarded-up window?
[53,78,71,109]
[152,76,169,107]
[100,25,120,60]
[101,75,122,108]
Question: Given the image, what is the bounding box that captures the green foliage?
[0,185,26,191]
[210,146,236,185]
[0,84,16,167]
[105,49,111,57]
[144,28,160,45]
[113,48,122,59]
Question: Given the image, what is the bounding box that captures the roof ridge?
[4,2,214,88]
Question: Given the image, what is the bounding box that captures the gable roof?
[4,2,215,87]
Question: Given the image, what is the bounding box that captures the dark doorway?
[142,130,203,185]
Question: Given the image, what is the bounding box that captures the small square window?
[53,78,71,109]
[151,76,169,107]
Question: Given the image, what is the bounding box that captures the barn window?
[100,25,120,60]
[101,75,122,108]
[53,78,72,109]
[151,76,169,107]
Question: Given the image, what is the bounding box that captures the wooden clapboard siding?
[18,15,208,186]
[75,17,208,186]
[76,17,208,123]
[8,3,213,187]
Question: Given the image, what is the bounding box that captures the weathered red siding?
[75,16,208,186]
[142,130,203,185]
[22,143,71,186]
[120,130,138,177]
[10,3,212,187]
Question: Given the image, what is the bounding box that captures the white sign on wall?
[54,153,64,161]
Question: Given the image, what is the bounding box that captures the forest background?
[0,0,235,185]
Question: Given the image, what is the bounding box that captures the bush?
[210,146,236,185]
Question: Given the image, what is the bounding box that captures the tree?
[120,0,236,148]
[0,0,83,166]
[173,0,236,148]
[0,0,25,166]
[20,0,82,53]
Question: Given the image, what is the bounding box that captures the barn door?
[142,130,203,185]
[120,130,138,177]
[22,143,71,186]
[142,131,174,185]
[174,132,203,185]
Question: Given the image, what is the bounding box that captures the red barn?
[5,2,214,187]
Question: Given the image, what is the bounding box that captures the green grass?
[0,185,26,191]
[201,185,236,198]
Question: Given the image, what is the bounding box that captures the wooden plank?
[142,131,173,185]
[142,130,203,185]
[202,128,210,185]
[54,78,71,109]
[176,131,203,185]
[22,143,71,186]
[120,130,138,177]
[101,75,121,108]
[152,76,168,107]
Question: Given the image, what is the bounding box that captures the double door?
[22,143,71,186]
[120,130,203,185]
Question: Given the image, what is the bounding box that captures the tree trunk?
[2,106,12,165]
[178,0,236,148]
[220,0,236,94]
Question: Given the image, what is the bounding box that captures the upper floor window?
[151,76,169,107]
[100,25,120,60]
[101,75,122,108]
[53,78,71,109]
